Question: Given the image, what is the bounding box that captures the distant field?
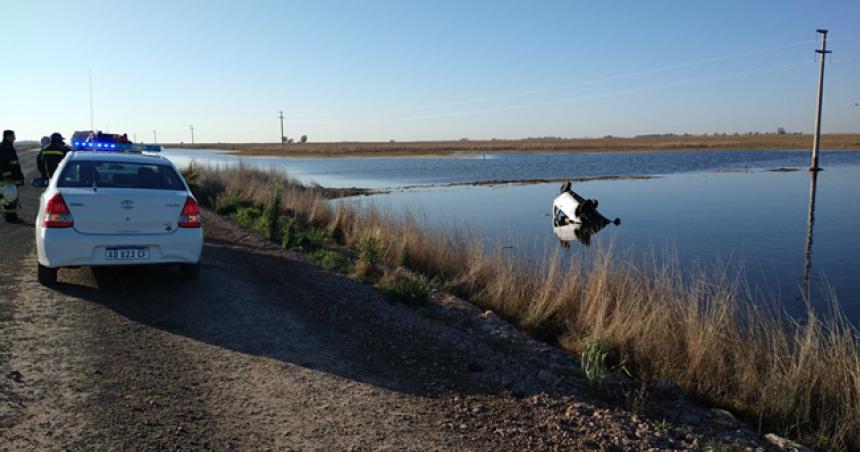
[168,133,860,157]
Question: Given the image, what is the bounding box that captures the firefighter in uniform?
[37,132,71,180]
[0,130,25,222]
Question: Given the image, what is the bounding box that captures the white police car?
[35,141,203,285]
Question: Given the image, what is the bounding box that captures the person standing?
[0,130,25,222]
[37,132,71,180]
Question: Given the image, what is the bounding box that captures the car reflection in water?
[553,221,609,247]
[552,181,620,247]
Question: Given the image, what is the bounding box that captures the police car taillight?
[178,197,201,228]
[44,193,74,228]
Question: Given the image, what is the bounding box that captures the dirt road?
[1,149,774,450]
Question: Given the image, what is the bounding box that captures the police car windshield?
[58,161,185,191]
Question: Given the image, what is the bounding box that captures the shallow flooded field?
[164,148,860,324]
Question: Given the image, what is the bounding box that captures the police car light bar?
[73,142,162,153]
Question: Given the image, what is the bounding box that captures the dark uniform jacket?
[38,142,71,179]
[0,141,24,184]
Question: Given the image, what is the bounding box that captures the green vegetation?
[310,249,352,273]
[231,206,263,232]
[581,340,612,386]
[654,419,672,432]
[703,441,731,452]
[354,235,384,279]
[186,164,860,450]
[260,184,282,241]
[214,190,246,215]
[280,215,327,251]
[379,272,436,305]
[580,340,631,387]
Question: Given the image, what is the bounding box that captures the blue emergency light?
[73,141,161,152]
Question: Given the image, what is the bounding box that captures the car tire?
[179,263,200,280]
[38,264,58,286]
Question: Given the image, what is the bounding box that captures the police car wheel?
[179,263,200,280]
[38,264,58,286]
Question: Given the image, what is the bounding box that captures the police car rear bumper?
[36,226,203,268]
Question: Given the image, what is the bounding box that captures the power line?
[295,60,815,123]
[402,61,816,120]
[394,39,819,111]
[291,38,826,121]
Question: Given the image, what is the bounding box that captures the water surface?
[163,148,860,188]
[163,148,860,324]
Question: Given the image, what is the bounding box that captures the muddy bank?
[392,174,656,191]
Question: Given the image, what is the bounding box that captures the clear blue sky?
[2,0,858,143]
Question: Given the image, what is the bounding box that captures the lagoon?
[163,148,860,324]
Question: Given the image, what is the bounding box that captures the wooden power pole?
[278,111,285,152]
[810,29,831,171]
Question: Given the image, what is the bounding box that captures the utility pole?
[278,110,285,152]
[153,129,157,144]
[189,125,195,144]
[810,29,831,171]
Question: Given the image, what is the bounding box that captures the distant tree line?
[281,134,308,144]
[633,128,801,138]
[386,129,808,143]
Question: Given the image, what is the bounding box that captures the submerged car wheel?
[38,264,58,286]
[179,263,200,280]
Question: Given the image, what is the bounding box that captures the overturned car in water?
[552,181,619,246]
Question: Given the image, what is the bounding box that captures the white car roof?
[67,151,172,165]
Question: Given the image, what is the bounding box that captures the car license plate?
[105,246,150,261]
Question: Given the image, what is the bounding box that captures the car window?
[58,161,186,191]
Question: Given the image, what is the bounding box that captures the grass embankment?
[172,133,860,157]
[184,164,859,450]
